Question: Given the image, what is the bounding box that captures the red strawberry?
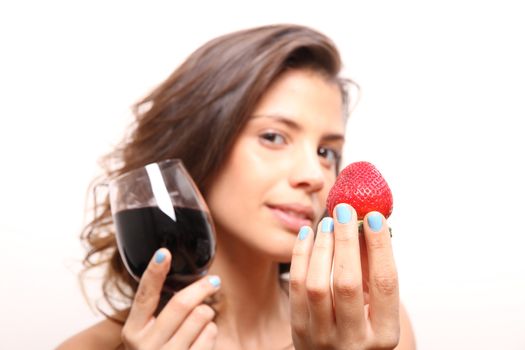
[327,161,393,220]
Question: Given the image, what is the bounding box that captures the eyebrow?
[252,114,345,142]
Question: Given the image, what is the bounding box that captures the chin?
[265,232,296,263]
[274,251,293,264]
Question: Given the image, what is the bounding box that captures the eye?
[318,146,340,166]
[259,132,286,145]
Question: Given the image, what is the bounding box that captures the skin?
[57,69,416,349]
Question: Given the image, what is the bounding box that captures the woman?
[58,24,416,349]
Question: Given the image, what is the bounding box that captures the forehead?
[252,69,345,132]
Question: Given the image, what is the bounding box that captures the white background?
[1,1,524,349]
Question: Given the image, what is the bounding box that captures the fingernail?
[208,275,221,288]
[321,217,334,233]
[336,204,352,224]
[367,212,383,232]
[154,250,166,264]
[299,226,310,240]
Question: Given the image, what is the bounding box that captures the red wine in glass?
[109,159,216,292]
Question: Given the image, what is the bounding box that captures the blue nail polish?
[154,250,166,264]
[209,275,221,288]
[299,226,310,240]
[336,205,352,224]
[321,217,334,233]
[367,212,383,232]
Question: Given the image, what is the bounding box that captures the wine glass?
[108,159,216,292]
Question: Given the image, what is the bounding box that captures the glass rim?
[108,158,184,187]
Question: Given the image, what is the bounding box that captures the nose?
[288,146,325,193]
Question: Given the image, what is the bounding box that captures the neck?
[208,231,291,349]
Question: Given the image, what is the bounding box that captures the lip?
[267,203,315,232]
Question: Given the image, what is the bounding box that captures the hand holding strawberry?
[326,161,393,234]
[290,160,400,349]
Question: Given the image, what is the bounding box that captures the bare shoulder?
[56,318,123,350]
[395,301,417,350]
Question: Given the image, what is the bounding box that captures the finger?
[149,275,221,345]
[289,225,314,338]
[363,212,399,334]
[332,204,366,334]
[359,233,370,296]
[164,304,215,349]
[188,322,218,350]
[126,248,171,331]
[306,217,336,336]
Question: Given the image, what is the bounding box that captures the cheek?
[322,171,337,197]
[318,171,336,211]
[204,143,266,231]
[206,174,245,235]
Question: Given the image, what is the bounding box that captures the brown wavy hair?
[80,24,355,322]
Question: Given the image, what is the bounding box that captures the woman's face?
[206,69,346,262]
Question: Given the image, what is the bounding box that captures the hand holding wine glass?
[120,248,221,349]
[108,159,220,349]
